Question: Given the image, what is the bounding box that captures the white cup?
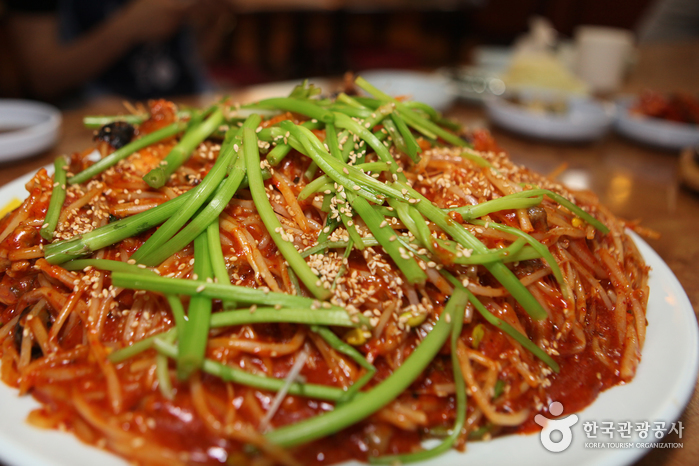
[575,26,634,93]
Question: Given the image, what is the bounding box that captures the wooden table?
[0,41,697,466]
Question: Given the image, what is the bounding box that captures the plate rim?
[485,95,614,141]
[614,97,699,150]
[0,99,62,162]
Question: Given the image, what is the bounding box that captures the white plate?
[0,100,62,162]
[615,98,699,151]
[485,92,614,142]
[0,172,696,466]
[439,66,506,104]
[359,70,456,112]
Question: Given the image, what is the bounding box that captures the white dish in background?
[472,45,514,73]
[439,66,506,104]
[615,97,699,151]
[359,70,456,111]
[485,91,614,142]
[0,100,62,162]
[0,170,696,466]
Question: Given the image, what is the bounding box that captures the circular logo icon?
[534,402,579,453]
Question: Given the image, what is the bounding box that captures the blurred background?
[0,0,665,105]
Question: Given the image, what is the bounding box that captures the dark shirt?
[6,0,206,100]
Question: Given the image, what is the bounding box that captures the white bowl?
[485,91,614,142]
[0,100,62,162]
[614,97,699,151]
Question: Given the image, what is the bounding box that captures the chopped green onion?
[266,143,292,166]
[211,307,358,328]
[333,112,401,178]
[298,161,390,202]
[336,93,367,109]
[288,80,322,99]
[108,328,176,363]
[390,112,422,162]
[312,323,376,403]
[381,118,409,159]
[447,196,543,220]
[282,121,411,203]
[176,232,213,380]
[206,219,236,309]
[69,121,185,185]
[330,104,374,119]
[331,238,354,290]
[279,121,388,204]
[82,110,195,129]
[471,219,571,300]
[471,323,485,349]
[154,339,346,401]
[298,176,332,201]
[244,126,331,300]
[166,295,187,331]
[110,272,351,313]
[460,148,497,169]
[351,196,427,284]
[265,284,461,447]
[370,288,468,464]
[62,258,155,275]
[493,379,505,399]
[262,120,324,166]
[315,214,341,245]
[136,125,251,267]
[311,326,375,372]
[44,183,213,264]
[247,97,334,123]
[338,196,367,250]
[155,331,177,399]
[532,189,609,233]
[83,114,147,128]
[301,238,381,258]
[467,289,559,372]
[442,271,559,372]
[130,123,241,263]
[394,181,547,321]
[109,305,359,365]
[324,122,343,161]
[40,156,69,241]
[143,108,224,189]
[355,77,466,147]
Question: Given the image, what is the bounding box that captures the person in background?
[5,0,234,102]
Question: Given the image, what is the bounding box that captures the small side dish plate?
[0,100,62,162]
[485,91,614,142]
[615,97,699,151]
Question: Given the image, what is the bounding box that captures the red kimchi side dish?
[630,89,699,125]
[0,78,649,466]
